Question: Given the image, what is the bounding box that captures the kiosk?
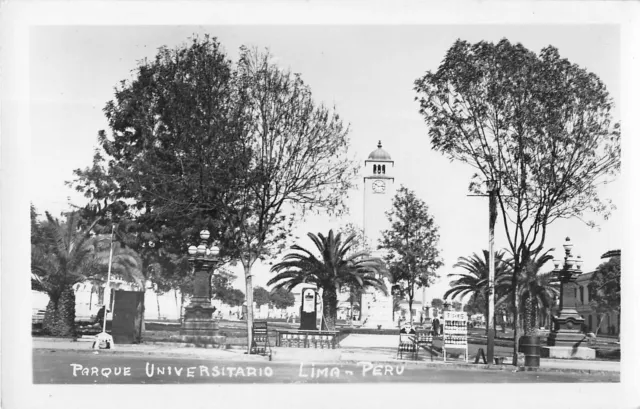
[442,311,468,362]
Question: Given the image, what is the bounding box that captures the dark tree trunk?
[408,296,414,326]
[524,294,535,335]
[392,298,396,322]
[511,278,521,366]
[482,295,490,335]
[485,311,489,334]
[180,291,185,322]
[350,299,354,322]
[174,289,179,319]
[322,288,338,331]
[43,286,76,337]
[243,263,257,354]
[42,296,60,335]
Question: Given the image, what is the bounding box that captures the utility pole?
[487,180,499,365]
[467,180,500,364]
[102,223,115,334]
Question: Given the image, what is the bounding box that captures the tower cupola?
[365,140,393,176]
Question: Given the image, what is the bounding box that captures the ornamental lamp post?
[177,230,225,346]
[545,237,590,355]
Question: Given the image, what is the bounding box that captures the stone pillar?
[174,255,225,347]
[543,238,594,359]
[547,280,585,347]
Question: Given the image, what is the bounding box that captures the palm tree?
[31,211,144,336]
[444,250,511,333]
[504,248,559,335]
[268,230,388,331]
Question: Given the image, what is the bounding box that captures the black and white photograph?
[2,2,639,409]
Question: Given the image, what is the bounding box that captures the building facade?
[574,271,620,336]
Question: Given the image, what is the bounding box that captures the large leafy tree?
[253,286,271,308]
[415,39,620,364]
[31,210,144,336]
[463,295,486,316]
[226,289,246,309]
[589,252,620,335]
[431,298,444,312]
[72,39,359,352]
[268,230,387,330]
[379,186,444,325]
[210,268,241,309]
[68,35,245,300]
[269,287,296,311]
[227,47,358,349]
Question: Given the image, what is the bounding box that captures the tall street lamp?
[486,179,499,364]
[544,237,594,359]
[176,229,226,346]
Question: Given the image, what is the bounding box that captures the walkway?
[33,336,620,374]
[336,334,620,373]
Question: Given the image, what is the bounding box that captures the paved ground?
[33,335,620,375]
[33,350,619,384]
[335,334,620,372]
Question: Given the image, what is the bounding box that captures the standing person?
[94,305,106,328]
[432,316,440,336]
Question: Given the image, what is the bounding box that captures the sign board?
[302,289,316,313]
[442,311,468,362]
[299,288,317,330]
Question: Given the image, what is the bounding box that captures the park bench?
[415,330,435,361]
[250,321,272,360]
[396,328,418,360]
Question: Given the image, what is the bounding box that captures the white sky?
[29,25,623,300]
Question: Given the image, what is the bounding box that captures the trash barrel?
[519,335,541,367]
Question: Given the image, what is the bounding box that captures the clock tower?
[361,141,396,328]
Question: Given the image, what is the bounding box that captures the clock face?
[372,180,386,193]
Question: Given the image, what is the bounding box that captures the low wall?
[275,330,339,349]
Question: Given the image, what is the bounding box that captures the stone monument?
[542,237,595,359]
[173,230,226,347]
